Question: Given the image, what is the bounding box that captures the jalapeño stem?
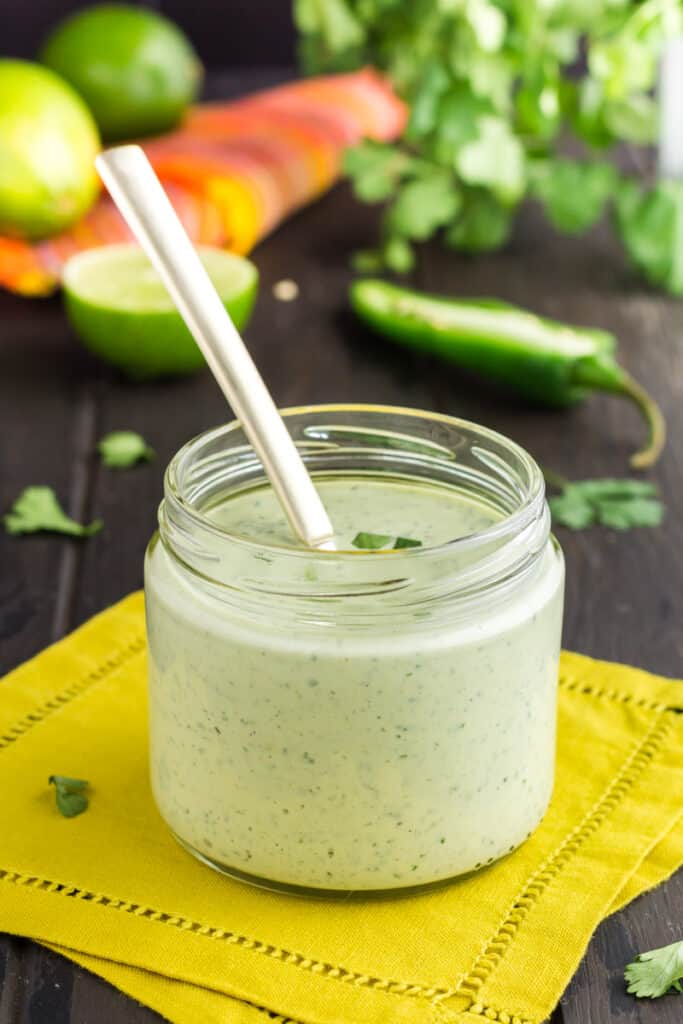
[572,355,665,469]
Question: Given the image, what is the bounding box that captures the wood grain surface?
[1,70,681,1024]
[0,0,297,67]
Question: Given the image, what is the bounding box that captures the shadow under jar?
[145,405,565,896]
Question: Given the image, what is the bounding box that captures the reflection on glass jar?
[145,405,565,896]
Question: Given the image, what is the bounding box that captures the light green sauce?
[146,474,564,892]
[206,476,500,549]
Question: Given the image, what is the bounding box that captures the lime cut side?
[64,244,258,378]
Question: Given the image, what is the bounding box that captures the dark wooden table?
[1,70,681,1024]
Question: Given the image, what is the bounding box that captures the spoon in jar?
[95,145,336,551]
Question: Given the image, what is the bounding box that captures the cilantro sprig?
[547,477,664,531]
[4,487,102,538]
[49,775,89,818]
[296,0,683,291]
[352,532,422,550]
[625,939,683,999]
[98,431,154,469]
[615,179,683,296]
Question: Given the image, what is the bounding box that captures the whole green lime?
[40,4,203,142]
[64,244,259,379]
[0,60,100,240]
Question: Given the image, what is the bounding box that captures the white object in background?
[659,38,683,179]
[95,146,336,551]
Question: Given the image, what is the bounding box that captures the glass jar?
[145,405,564,896]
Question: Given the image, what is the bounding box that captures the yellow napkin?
[1,593,681,1024]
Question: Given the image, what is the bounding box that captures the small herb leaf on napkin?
[99,431,154,469]
[548,479,664,531]
[4,487,102,537]
[625,939,683,998]
[49,775,89,818]
[352,532,422,550]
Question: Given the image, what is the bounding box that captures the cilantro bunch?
[295,0,683,292]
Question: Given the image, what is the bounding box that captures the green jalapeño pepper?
[350,279,665,469]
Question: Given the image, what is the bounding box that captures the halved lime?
[63,244,258,378]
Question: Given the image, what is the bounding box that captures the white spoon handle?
[659,39,683,180]
[96,145,336,550]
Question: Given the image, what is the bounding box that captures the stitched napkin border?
[0,593,681,1024]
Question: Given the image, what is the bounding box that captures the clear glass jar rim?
[164,403,546,561]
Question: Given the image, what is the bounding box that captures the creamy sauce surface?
[206,475,500,549]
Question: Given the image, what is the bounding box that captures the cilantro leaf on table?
[4,487,102,537]
[625,940,683,999]
[548,479,664,531]
[547,488,595,530]
[98,431,154,469]
[49,775,89,818]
